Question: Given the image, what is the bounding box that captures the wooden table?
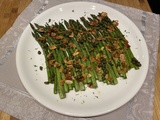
[0,0,159,120]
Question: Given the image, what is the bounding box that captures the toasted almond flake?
[69,42,76,48]
[94,20,99,24]
[51,32,56,37]
[54,62,60,68]
[50,25,54,29]
[83,73,91,79]
[65,80,73,84]
[89,21,94,26]
[67,65,73,70]
[87,83,95,88]
[38,37,46,41]
[105,74,109,79]
[91,39,96,43]
[63,57,68,64]
[96,67,102,74]
[73,49,79,56]
[87,73,92,78]
[114,38,120,41]
[78,30,83,34]
[106,44,112,52]
[47,53,52,58]
[100,46,104,51]
[97,16,103,22]
[89,20,98,26]
[106,35,112,39]
[49,60,55,65]
[49,45,57,50]
[60,47,66,51]
[59,80,65,85]
[123,41,130,48]
[91,29,97,34]
[38,28,44,32]
[77,33,81,40]
[101,54,107,58]
[122,67,128,72]
[106,26,115,32]
[66,60,73,65]
[96,58,101,63]
[97,36,104,41]
[120,54,126,62]
[88,66,92,70]
[81,64,85,69]
[107,29,113,33]
[56,35,63,39]
[108,77,113,81]
[125,39,129,43]
[96,53,100,60]
[87,28,92,31]
[112,20,119,26]
[59,67,64,73]
[101,12,107,17]
[76,59,81,63]
[113,57,118,61]
[62,39,68,44]
[90,56,96,62]
[82,56,87,62]
[113,42,120,49]
[65,73,73,80]
[82,73,87,78]
[72,76,75,80]
[69,32,74,38]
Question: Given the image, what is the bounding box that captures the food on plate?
[30,12,141,99]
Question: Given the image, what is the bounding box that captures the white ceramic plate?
[16,2,149,117]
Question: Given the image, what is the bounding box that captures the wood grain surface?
[0,0,159,120]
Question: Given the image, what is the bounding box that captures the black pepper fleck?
[40,66,43,71]
[81,100,85,104]
[48,19,51,23]
[95,96,99,98]
[38,51,41,55]
[44,81,50,84]
[84,11,87,16]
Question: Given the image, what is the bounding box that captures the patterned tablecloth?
[0,0,159,120]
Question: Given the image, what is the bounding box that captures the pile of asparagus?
[30,12,141,99]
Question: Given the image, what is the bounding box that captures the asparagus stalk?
[30,23,53,83]
[68,19,98,88]
[80,16,118,84]
[57,22,87,91]
[89,14,132,78]
[95,13,141,69]
[30,12,141,99]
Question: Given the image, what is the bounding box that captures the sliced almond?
[49,45,56,50]
[65,80,73,84]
